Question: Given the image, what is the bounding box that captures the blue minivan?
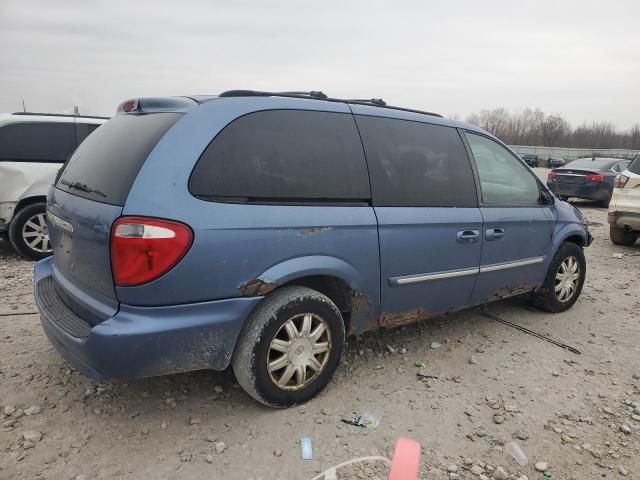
[35,91,591,407]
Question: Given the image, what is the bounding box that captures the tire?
[531,242,586,313]
[598,197,611,208]
[232,286,345,408]
[8,202,52,260]
[610,225,637,246]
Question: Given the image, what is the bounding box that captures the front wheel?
[232,286,345,407]
[531,242,586,313]
[8,202,52,260]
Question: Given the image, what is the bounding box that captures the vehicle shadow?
[77,296,535,417]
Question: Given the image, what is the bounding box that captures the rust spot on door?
[298,226,333,236]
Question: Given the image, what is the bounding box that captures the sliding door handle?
[486,228,505,241]
[457,230,480,244]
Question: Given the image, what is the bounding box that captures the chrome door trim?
[479,256,544,273]
[389,267,479,286]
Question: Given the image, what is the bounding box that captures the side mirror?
[539,188,555,205]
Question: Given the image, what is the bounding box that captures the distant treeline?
[463,108,640,150]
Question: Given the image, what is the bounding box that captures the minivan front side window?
[465,132,541,206]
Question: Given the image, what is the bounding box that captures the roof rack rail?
[217,90,442,118]
[12,112,110,119]
[345,98,387,106]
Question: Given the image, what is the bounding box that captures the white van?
[0,112,107,259]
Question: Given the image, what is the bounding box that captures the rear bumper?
[608,211,640,231]
[547,182,610,201]
[34,257,261,379]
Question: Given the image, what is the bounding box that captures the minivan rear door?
[463,132,555,304]
[354,111,483,326]
[48,112,184,322]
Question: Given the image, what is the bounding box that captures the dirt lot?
[1,183,639,479]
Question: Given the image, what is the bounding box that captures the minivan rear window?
[628,154,640,175]
[57,113,181,206]
[189,110,371,202]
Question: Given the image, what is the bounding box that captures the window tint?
[355,116,477,207]
[628,155,640,175]
[75,122,102,144]
[465,132,541,206]
[58,113,181,206]
[0,122,76,163]
[189,110,370,201]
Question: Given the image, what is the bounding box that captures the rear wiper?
[60,179,107,198]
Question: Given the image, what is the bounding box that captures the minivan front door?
[463,132,556,305]
[353,112,482,326]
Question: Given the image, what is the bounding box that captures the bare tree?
[464,108,640,150]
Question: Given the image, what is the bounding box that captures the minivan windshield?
[57,113,182,206]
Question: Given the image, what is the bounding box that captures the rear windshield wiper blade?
[60,179,107,198]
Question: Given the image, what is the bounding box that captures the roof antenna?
[22,99,26,112]
[74,106,80,116]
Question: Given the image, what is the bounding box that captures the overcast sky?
[1,0,638,128]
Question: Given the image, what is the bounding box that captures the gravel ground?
[1,176,639,479]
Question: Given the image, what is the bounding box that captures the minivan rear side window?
[0,122,76,163]
[189,110,371,202]
[57,113,182,206]
[355,116,478,207]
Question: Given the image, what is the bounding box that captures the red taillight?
[614,174,629,188]
[110,217,193,287]
[548,171,557,181]
[585,174,604,182]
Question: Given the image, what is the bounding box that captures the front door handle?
[457,230,480,244]
[486,228,505,241]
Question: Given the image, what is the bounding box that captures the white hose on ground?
[308,455,392,480]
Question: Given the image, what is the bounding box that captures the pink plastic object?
[388,438,421,480]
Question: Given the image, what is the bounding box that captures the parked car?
[546,157,632,207]
[608,154,640,246]
[520,154,538,167]
[548,156,565,168]
[34,91,592,407]
[0,112,107,259]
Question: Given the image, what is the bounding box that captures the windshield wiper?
[60,179,107,198]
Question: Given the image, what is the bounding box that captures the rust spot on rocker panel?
[481,282,539,304]
[380,307,429,327]
[239,278,278,297]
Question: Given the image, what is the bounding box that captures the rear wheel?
[532,242,586,313]
[232,286,345,407]
[8,202,52,260]
[610,225,638,246]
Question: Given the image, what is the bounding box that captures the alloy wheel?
[555,256,580,302]
[21,213,51,253]
[267,313,332,390]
